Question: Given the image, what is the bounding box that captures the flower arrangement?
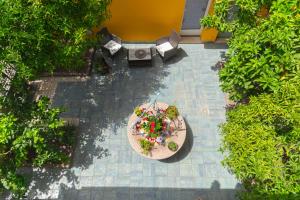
[134,105,179,154]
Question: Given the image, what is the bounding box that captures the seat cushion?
[103,40,122,55]
[156,42,173,57]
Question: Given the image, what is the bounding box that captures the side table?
[128,48,152,67]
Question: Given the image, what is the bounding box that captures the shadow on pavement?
[56,180,241,200]
[164,48,188,66]
[204,43,228,49]
[51,53,171,170]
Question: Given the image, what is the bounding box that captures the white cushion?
[156,42,173,57]
[104,40,122,55]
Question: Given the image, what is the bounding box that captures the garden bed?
[23,123,77,169]
[40,48,95,77]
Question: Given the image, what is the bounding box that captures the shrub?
[0,0,111,78]
[201,0,300,101]
[0,0,111,197]
[220,76,300,199]
[0,96,73,197]
[201,0,300,198]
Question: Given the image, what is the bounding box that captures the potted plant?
[139,139,154,155]
[134,106,143,116]
[166,105,179,120]
[168,141,178,151]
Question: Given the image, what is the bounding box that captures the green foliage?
[134,106,143,117]
[141,116,163,134]
[220,76,300,199]
[0,172,26,198]
[0,0,111,78]
[202,1,300,197]
[139,139,154,155]
[167,141,178,151]
[0,0,110,197]
[201,0,300,101]
[0,96,73,197]
[166,105,179,120]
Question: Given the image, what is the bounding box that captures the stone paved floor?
[4,44,240,200]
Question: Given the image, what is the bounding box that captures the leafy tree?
[201,1,300,198]
[201,0,300,101]
[0,0,111,197]
[220,75,300,199]
[0,70,74,198]
[0,95,73,197]
[0,0,111,78]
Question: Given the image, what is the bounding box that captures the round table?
[127,102,186,160]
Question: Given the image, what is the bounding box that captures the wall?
[102,0,186,42]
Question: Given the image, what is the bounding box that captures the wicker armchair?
[94,27,124,69]
[155,31,181,61]
[97,27,121,45]
[96,27,122,56]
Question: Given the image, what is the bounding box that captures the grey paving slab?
[2,44,240,200]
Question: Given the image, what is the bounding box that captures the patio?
[10,43,239,199]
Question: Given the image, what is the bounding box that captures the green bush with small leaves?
[0,0,111,197]
[201,0,300,101]
[220,76,300,199]
[201,0,300,199]
[0,95,74,198]
[0,0,111,78]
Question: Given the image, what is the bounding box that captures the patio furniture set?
[95,27,182,68]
